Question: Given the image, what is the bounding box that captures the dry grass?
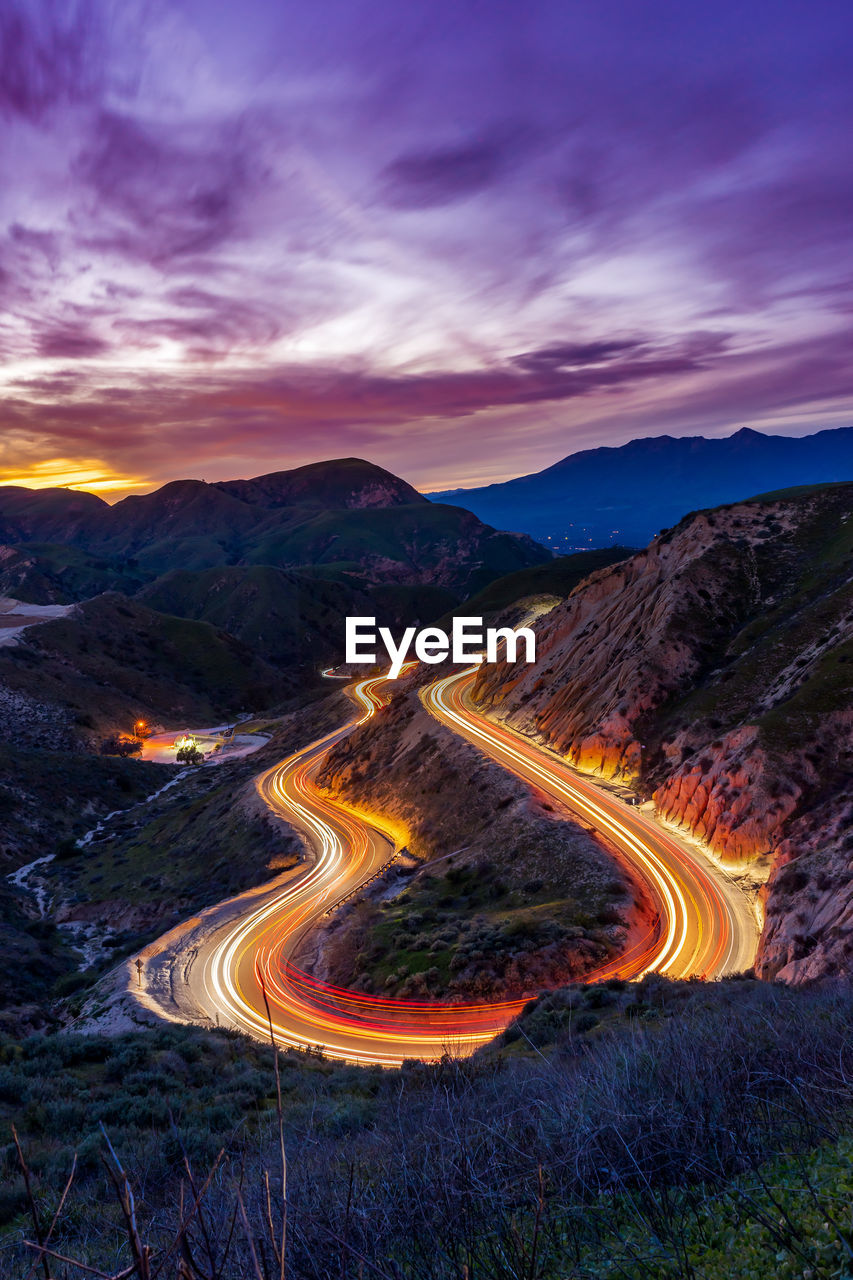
[3,978,853,1278]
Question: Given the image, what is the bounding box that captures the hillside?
[0,592,310,1031]
[0,748,171,1032]
[438,546,633,626]
[216,456,424,509]
[138,565,458,665]
[2,980,852,1278]
[39,705,341,982]
[0,542,146,603]
[472,482,853,983]
[0,593,295,746]
[432,425,853,547]
[0,458,548,604]
[0,485,108,545]
[316,682,633,999]
[137,565,371,666]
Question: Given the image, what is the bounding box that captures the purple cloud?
[9,324,849,495]
[74,109,268,266]
[0,0,851,494]
[36,326,110,359]
[0,1,103,121]
[511,341,645,372]
[380,135,514,208]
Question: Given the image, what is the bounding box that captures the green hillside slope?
[0,594,295,739]
[0,460,550,602]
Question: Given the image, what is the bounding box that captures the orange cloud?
[0,458,148,498]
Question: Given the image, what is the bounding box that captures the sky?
[1,0,852,498]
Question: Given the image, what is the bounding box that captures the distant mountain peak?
[216,457,426,510]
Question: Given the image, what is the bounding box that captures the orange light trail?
[423,671,750,983]
[190,666,756,1065]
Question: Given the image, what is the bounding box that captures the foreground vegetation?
[1,977,851,1278]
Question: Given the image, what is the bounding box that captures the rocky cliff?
[473,484,853,983]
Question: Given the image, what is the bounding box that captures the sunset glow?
[0,459,147,496]
[0,0,851,492]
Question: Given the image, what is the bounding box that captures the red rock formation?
[653,726,801,863]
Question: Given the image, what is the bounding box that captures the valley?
[1,458,851,1280]
[105,664,757,1066]
[3,464,849,1044]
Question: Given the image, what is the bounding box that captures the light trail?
[149,666,757,1066]
[198,671,527,1065]
[422,670,756,985]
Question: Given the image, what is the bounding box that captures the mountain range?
[0,458,547,603]
[0,457,556,758]
[431,425,853,548]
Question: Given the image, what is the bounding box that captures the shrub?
[99,736,142,757]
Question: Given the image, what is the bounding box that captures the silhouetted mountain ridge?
[431,426,853,547]
[216,457,425,510]
[0,457,548,605]
[0,485,109,546]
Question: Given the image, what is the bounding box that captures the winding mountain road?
[423,671,757,984]
[137,668,758,1065]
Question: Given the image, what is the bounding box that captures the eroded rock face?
[756,710,853,981]
[653,726,801,863]
[476,510,758,778]
[472,486,853,982]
